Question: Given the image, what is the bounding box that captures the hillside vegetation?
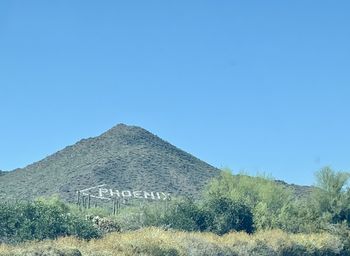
[0,167,349,255]
[0,124,220,202]
[0,124,313,202]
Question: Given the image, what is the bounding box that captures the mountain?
[0,124,220,202]
[275,180,314,198]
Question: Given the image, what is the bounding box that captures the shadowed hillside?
[0,124,220,202]
[275,180,314,197]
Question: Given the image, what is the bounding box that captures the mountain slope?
[0,124,220,202]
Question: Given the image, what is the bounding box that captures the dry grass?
[0,228,345,256]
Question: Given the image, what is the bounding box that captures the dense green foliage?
[134,172,308,234]
[313,167,350,225]
[114,167,349,240]
[202,195,254,234]
[203,171,294,232]
[127,196,254,235]
[201,167,350,234]
[0,197,100,243]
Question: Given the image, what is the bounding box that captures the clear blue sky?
[1,1,349,185]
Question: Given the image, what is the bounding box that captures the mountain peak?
[102,123,148,136]
[109,123,132,130]
[0,124,220,202]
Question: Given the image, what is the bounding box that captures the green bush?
[162,198,206,232]
[203,169,350,234]
[137,198,205,232]
[0,199,100,243]
[203,171,294,232]
[313,167,350,226]
[137,196,253,235]
[202,196,254,235]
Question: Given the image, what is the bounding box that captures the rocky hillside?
[0,124,220,202]
[275,180,314,197]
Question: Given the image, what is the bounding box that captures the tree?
[204,171,293,231]
[313,167,350,225]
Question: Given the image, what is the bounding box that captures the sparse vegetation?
[0,124,220,202]
[0,228,347,256]
[1,167,349,255]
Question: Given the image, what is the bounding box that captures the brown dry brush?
[0,228,348,256]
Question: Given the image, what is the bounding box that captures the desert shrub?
[22,247,82,256]
[0,198,100,243]
[134,198,205,232]
[162,198,206,232]
[312,167,350,226]
[87,215,121,233]
[322,222,350,255]
[204,171,293,232]
[222,229,346,256]
[202,196,254,235]
[203,169,350,234]
[291,232,344,256]
[129,244,179,256]
[102,228,181,256]
[66,214,101,240]
[274,198,324,233]
[274,167,350,234]
[137,196,253,235]
[111,200,167,231]
[0,228,348,256]
[179,236,235,256]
